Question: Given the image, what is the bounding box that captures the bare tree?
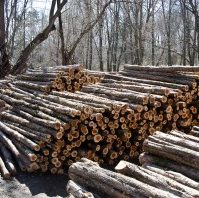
[0,0,11,78]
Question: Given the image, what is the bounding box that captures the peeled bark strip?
[115,160,199,198]
[66,180,95,198]
[69,158,178,198]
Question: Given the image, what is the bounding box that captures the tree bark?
[139,153,199,181]
[115,160,199,197]
[66,180,95,198]
[0,0,11,78]
[57,0,67,65]
[143,134,199,169]
[69,158,178,198]
[143,163,199,191]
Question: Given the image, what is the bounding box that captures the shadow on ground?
[0,172,68,198]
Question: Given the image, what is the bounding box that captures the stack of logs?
[119,65,199,132]
[1,64,199,180]
[0,86,136,179]
[67,128,199,198]
[6,65,101,93]
[81,64,199,134]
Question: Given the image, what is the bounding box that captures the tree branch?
[68,0,113,58]
[11,0,68,75]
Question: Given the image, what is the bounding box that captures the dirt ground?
[0,172,68,198]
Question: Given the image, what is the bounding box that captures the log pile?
[84,64,199,135]
[1,64,199,181]
[67,158,199,198]
[67,129,199,197]
[140,130,199,180]
[8,65,101,94]
[120,65,199,131]
[0,85,138,178]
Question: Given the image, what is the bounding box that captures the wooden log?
[120,70,195,88]
[143,163,199,191]
[101,78,183,95]
[0,143,16,175]
[38,94,93,115]
[104,74,189,91]
[0,155,11,180]
[81,85,149,105]
[52,91,129,109]
[32,64,84,72]
[69,158,179,198]
[139,153,199,181]
[12,108,61,131]
[189,129,199,137]
[143,132,199,169]
[0,111,57,139]
[150,131,199,152]
[15,74,55,82]
[100,82,174,96]
[3,120,51,141]
[0,122,40,151]
[7,83,35,97]
[122,68,199,83]
[123,64,199,73]
[66,180,95,198]
[9,96,72,122]
[64,98,107,113]
[115,160,199,197]
[23,96,81,117]
[13,81,49,92]
[12,139,38,162]
[0,130,28,170]
[169,130,199,144]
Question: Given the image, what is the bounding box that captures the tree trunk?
[0,0,11,78]
[57,0,67,65]
[69,158,178,198]
[115,160,199,197]
[139,153,199,181]
[151,0,155,65]
[11,0,68,75]
[66,180,95,198]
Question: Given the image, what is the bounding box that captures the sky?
[31,0,52,14]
